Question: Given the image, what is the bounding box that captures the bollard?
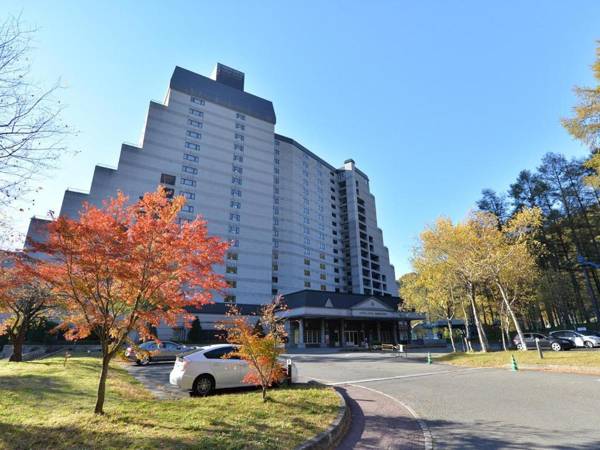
[286,358,293,385]
[511,354,519,371]
[427,352,432,364]
[535,338,544,359]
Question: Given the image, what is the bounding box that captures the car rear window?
[204,347,234,359]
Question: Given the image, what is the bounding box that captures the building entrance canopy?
[277,290,425,348]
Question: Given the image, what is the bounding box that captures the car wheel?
[137,354,150,366]
[551,342,562,352]
[516,343,523,351]
[584,341,594,349]
[192,375,215,396]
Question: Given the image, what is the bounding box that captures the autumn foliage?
[29,187,228,413]
[221,296,288,402]
[0,253,53,361]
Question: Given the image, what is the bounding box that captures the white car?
[169,344,296,396]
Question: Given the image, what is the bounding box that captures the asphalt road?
[289,351,600,450]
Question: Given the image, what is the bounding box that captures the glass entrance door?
[344,330,363,347]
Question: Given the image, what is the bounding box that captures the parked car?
[169,343,296,396]
[512,332,573,351]
[549,330,600,348]
[125,340,189,365]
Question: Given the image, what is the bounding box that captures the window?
[273,239,279,248]
[320,284,327,291]
[226,280,237,288]
[320,253,326,260]
[273,228,279,236]
[304,237,310,245]
[320,243,326,250]
[272,276,278,283]
[273,206,279,215]
[231,239,239,247]
[226,266,237,274]
[181,178,196,187]
[304,281,311,288]
[232,165,243,174]
[235,133,244,141]
[182,165,198,175]
[227,252,238,260]
[233,154,244,162]
[304,247,311,256]
[236,112,246,120]
[304,258,310,266]
[228,225,240,234]
[163,187,174,199]
[234,143,244,152]
[303,217,310,224]
[272,264,278,271]
[186,130,201,139]
[320,263,326,270]
[188,119,202,128]
[185,142,200,151]
[320,274,327,280]
[180,191,195,200]
[274,167,279,174]
[235,123,245,130]
[273,217,279,225]
[304,270,310,276]
[160,173,176,185]
[229,213,240,221]
[231,189,242,197]
[191,96,205,105]
[230,200,241,209]
[184,153,199,162]
[274,158,279,165]
[182,205,194,213]
[303,226,310,235]
[232,176,242,185]
[224,295,236,303]
[205,346,237,360]
[189,108,204,117]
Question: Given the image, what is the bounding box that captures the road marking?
[347,383,434,450]
[308,367,483,386]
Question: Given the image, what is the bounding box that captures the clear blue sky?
[5,1,600,276]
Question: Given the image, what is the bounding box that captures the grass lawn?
[437,350,600,372]
[0,356,339,450]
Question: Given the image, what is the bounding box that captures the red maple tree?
[221,296,288,402]
[30,187,228,414]
[0,254,53,362]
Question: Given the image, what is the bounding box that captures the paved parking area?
[290,351,600,449]
[123,350,600,449]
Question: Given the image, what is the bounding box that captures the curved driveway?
[290,351,600,449]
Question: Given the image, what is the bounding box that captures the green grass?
[437,350,600,372]
[0,357,339,450]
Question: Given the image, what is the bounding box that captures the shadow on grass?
[0,421,210,450]
[0,374,92,402]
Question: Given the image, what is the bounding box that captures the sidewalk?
[335,385,428,449]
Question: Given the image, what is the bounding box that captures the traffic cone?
[511,354,518,371]
[427,352,432,364]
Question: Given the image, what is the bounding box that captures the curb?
[295,388,350,450]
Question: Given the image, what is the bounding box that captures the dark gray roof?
[186,302,262,315]
[281,290,401,310]
[170,66,276,124]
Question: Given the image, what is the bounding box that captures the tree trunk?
[95,352,111,414]
[460,301,474,352]
[468,283,489,352]
[497,283,528,351]
[262,385,267,402]
[447,318,456,352]
[9,324,28,362]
